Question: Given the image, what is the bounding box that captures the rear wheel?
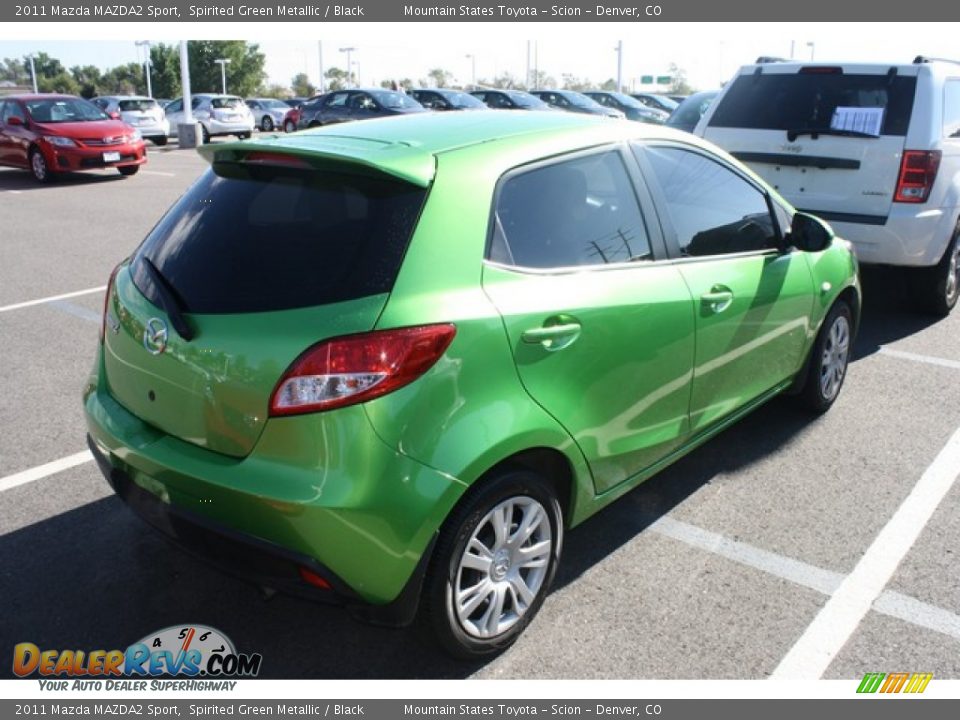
[118,165,140,177]
[201,124,210,144]
[796,301,852,413]
[238,132,252,140]
[29,148,53,184]
[261,116,274,132]
[152,136,168,147]
[423,469,562,659]
[910,227,960,317]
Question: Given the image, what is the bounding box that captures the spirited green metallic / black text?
[84,111,860,658]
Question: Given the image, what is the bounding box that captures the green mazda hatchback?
[84,111,860,658]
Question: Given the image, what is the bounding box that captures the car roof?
[199,109,708,187]
[5,94,79,101]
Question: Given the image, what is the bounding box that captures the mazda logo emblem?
[143,318,169,355]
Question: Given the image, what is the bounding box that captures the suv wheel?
[261,116,274,132]
[796,301,853,413]
[201,124,211,144]
[912,227,960,317]
[424,469,562,659]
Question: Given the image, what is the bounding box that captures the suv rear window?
[709,72,917,136]
[118,99,158,112]
[131,164,426,314]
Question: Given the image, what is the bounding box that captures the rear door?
[0,100,29,167]
[103,155,428,458]
[635,142,814,432]
[481,146,696,493]
[700,65,918,224]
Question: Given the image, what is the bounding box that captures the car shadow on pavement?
[851,265,945,361]
[0,168,128,191]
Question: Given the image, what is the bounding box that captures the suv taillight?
[269,324,457,416]
[894,150,941,203]
[100,263,122,344]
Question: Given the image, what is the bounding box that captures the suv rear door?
[699,64,918,225]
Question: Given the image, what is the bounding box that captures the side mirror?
[109,111,121,120]
[789,212,834,253]
[7,115,23,126]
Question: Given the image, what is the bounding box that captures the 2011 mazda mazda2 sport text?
[84,111,861,658]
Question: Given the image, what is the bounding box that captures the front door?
[636,143,815,432]
[481,147,696,493]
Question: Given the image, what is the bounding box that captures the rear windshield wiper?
[141,256,195,341]
[786,127,879,141]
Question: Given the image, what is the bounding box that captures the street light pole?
[27,54,37,93]
[615,41,623,93]
[136,40,152,97]
[339,47,357,87]
[807,42,815,61]
[214,58,231,94]
[318,40,325,93]
[466,54,476,87]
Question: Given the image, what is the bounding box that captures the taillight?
[100,264,122,344]
[894,150,941,203]
[269,324,457,416]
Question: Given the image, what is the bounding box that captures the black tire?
[423,468,563,659]
[261,116,274,132]
[795,301,853,413]
[118,165,140,177]
[29,148,53,184]
[152,136,168,146]
[201,124,211,144]
[238,132,252,140]
[910,227,960,317]
[283,120,296,133]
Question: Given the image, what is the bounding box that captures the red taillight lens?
[100,264,122,344]
[894,150,941,203]
[243,151,310,168]
[269,324,457,416]
[298,567,332,590]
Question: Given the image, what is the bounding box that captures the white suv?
[696,57,960,315]
[163,94,254,144]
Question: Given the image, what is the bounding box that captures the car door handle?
[521,322,582,351]
[700,286,735,314]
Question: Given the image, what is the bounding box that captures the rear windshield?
[709,72,917,136]
[118,99,158,112]
[131,165,426,314]
[210,97,244,109]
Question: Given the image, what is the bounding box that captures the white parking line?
[49,299,102,324]
[0,286,105,314]
[140,170,176,177]
[771,425,960,678]
[651,516,960,644]
[2,189,23,194]
[0,451,93,494]
[878,346,960,371]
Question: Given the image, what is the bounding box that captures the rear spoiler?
[197,134,436,188]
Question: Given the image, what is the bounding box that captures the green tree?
[181,41,266,96]
[560,74,592,91]
[324,66,352,91]
[101,62,146,95]
[0,57,27,84]
[149,44,181,99]
[600,78,618,91]
[70,64,103,98]
[261,82,291,99]
[26,52,66,80]
[290,72,315,97]
[38,72,79,95]
[427,67,453,88]
[667,63,694,95]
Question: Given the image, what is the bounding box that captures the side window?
[944,80,960,139]
[643,146,779,257]
[492,150,653,269]
[2,101,26,124]
[191,97,202,110]
[166,99,182,113]
[325,92,349,108]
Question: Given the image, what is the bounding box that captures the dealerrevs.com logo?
[13,625,262,686]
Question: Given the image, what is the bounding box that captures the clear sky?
[3,22,959,92]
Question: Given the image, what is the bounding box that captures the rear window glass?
[945,80,960,139]
[210,97,243,109]
[118,99,158,112]
[709,72,917,136]
[131,165,426,314]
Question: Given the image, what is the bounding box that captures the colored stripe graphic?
[857,672,932,694]
[904,673,933,694]
[857,672,886,693]
[881,672,909,693]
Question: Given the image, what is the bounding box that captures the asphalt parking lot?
[1,142,959,680]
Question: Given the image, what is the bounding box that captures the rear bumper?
[205,118,255,135]
[825,205,957,267]
[83,356,465,617]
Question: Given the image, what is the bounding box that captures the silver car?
[163,94,254,143]
[92,96,169,145]
[245,98,290,132]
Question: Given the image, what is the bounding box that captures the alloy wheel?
[31,151,48,182]
[454,496,552,640]
[820,314,850,401]
[946,241,960,305]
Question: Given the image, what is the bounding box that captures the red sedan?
[0,94,147,183]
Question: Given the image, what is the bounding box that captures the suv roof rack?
[913,55,960,66]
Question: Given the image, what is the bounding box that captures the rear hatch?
[210,97,248,123]
[103,151,428,457]
[700,65,918,222]
[118,98,163,127]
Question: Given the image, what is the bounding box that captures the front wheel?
[261,116,274,132]
[910,228,960,317]
[118,165,140,177]
[152,136,168,146]
[283,120,296,133]
[29,148,53,184]
[796,301,853,413]
[423,469,562,659]
[237,131,252,140]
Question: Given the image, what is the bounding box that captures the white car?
[245,98,290,132]
[92,96,169,146]
[164,94,254,143]
[696,57,960,315]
